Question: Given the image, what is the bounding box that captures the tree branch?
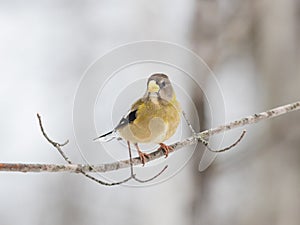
[37,113,133,186]
[0,101,299,174]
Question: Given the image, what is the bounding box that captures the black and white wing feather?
[93,109,137,142]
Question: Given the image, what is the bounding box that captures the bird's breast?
[118,98,180,144]
[118,117,167,143]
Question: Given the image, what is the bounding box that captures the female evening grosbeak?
[94,73,181,165]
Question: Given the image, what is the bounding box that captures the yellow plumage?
[118,95,180,143]
[95,73,181,164]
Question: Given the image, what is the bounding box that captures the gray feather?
[93,109,137,142]
[93,130,117,142]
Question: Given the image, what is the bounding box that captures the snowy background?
[1,1,300,225]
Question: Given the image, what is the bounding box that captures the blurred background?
[0,0,300,225]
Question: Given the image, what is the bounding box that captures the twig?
[0,101,299,174]
[37,113,132,186]
[204,130,246,153]
[127,141,168,183]
[182,110,197,135]
[182,109,247,153]
[199,101,300,138]
[37,114,71,163]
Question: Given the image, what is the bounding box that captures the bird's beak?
[147,80,160,93]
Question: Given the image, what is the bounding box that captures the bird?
[94,73,181,165]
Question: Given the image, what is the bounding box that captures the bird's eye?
[160,81,166,87]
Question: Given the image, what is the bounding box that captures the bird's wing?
[114,98,144,131]
[114,108,137,131]
[94,98,144,142]
[93,109,137,142]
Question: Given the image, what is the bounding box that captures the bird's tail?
[93,130,117,142]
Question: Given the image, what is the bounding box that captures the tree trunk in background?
[189,1,220,223]
[190,0,300,224]
[253,0,300,224]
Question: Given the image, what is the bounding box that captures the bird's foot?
[138,151,150,166]
[159,143,173,158]
[134,144,150,166]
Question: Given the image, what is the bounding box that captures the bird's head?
[146,73,175,101]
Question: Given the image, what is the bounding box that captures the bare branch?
[0,101,299,174]
[204,130,246,153]
[199,101,300,138]
[37,113,132,186]
[127,141,168,183]
[37,113,71,163]
[182,110,196,135]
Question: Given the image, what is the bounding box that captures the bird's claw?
[159,143,173,158]
[138,151,150,166]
